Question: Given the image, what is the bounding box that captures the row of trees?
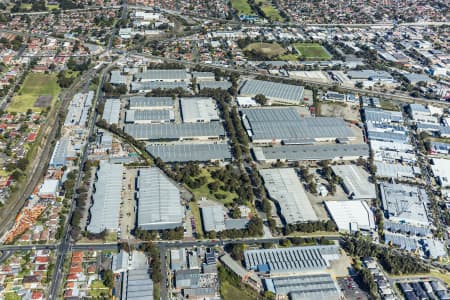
[284,220,336,235]
[342,237,430,275]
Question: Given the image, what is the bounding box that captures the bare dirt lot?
[320,102,361,121]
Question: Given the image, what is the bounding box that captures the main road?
[47,3,127,298]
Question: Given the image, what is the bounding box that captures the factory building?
[124,123,226,141]
[102,98,121,125]
[330,165,376,199]
[87,161,123,233]
[264,274,341,300]
[200,206,248,233]
[241,107,355,144]
[125,109,175,124]
[239,79,305,104]
[244,245,340,275]
[253,144,369,163]
[128,96,174,110]
[325,200,375,232]
[134,69,188,82]
[136,168,183,230]
[259,168,318,225]
[146,143,232,162]
[180,97,220,123]
[380,182,430,227]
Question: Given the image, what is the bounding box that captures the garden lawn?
[8,73,60,113]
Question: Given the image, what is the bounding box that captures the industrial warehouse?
[259,168,318,225]
[252,143,369,163]
[146,143,232,162]
[124,122,226,140]
[241,107,355,144]
[136,168,184,230]
[239,79,305,104]
[87,161,124,234]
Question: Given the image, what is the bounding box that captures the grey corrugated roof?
[239,79,304,104]
[242,108,354,142]
[124,122,225,140]
[87,161,123,233]
[135,69,188,81]
[146,143,232,162]
[49,137,69,167]
[201,206,226,232]
[364,107,403,123]
[180,97,220,123]
[136,168,183,230]
[253,144,369,161]
[103,99,121,125]
[129,96,174,109]
[110,70,128,85]
[244,245,340,273]
[265,273,340,299]
[331,165,376,199]
[379,182,429,227]
[131,81,189,92]
[198,81,232,90]
[125,109,174,123]
[260,168,318,224]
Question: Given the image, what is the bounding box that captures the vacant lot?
[8,73,60,113]
[231,0,253,15]
[244,42,286,58]
[293,43,332,60]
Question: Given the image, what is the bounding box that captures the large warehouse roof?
[103,99,121,125]
[374,161,419,179]
[430,158,450,187]
[180,97,220,123]
[49,137,69,168]
[87,161,123,233]
[364,107,403,124]
[260,168,318,224]
[124,123,225,140]
[135,69,188,81]
[325,200,375,232]
[264,274,340,300]
[198,81,232,90]
[244,245,340,274]
[146,143,232,162]
[64,91,93,127]
[331,165,376,199]
[201,205,248,232]
[239,79,304,104]
[129,96,174,110]
[131,81,189,92]
[380,182,430,227]
[136,168,183,230]
[242,108,354,143]
[253,144,369,162]
[125,109,174,123]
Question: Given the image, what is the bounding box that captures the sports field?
[231,0,253,15]
[293,43,332,60]
[8,73,60,113]
[244,42,285,58]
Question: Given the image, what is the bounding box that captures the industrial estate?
[0,1,449,300]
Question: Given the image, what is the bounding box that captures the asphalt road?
[129,51,449,108]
